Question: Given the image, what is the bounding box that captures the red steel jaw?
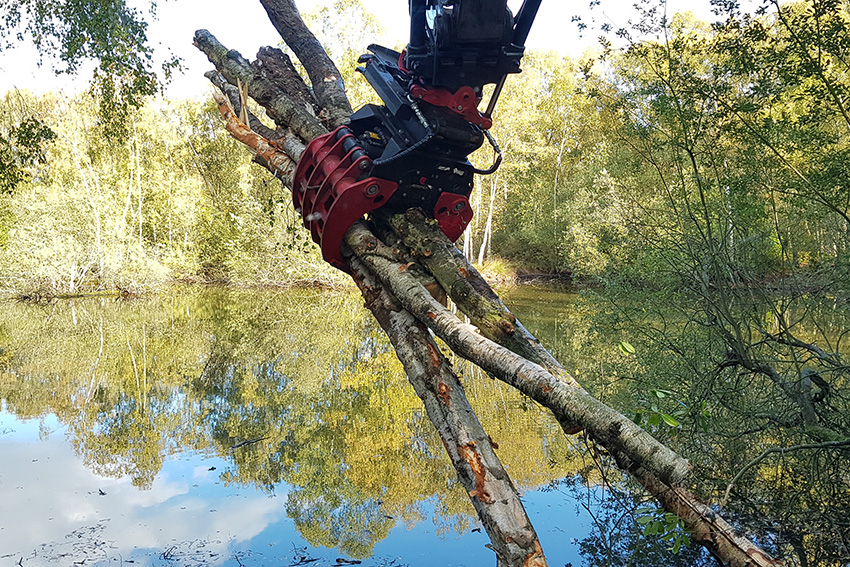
[292,126,397,271]
[409,84,493,130]
[433,192,473,242]
[293,125,475,271]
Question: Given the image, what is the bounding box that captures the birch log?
[193,3,785,564]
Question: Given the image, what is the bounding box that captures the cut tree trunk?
[200,41,549,567]
[193,4,784,565]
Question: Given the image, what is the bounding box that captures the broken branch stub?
[258,0,352,128]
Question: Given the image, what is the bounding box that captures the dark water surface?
[0,286,600,567]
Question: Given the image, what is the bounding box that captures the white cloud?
[0,435,289,566]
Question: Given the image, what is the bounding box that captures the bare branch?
[722,438,850,506]
[194,29,326,142]
[258,0,353,128]
[386,209,581,385]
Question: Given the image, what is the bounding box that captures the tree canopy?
[0,0,178,136]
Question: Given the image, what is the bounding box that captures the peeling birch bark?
[205,71,283,142]
[209,88,300,179]
[347,256,547,567]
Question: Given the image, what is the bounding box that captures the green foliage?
[582,283,850,566]
[0,0,178,137]
[485,1,850,284]
[632,388,690,431]
[0,91,57,196]
[0,91,342,292]
[0,116,56,194]
[634,505,691,554]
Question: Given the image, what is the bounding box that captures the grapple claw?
[293,126,398,271]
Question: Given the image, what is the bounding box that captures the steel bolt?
[453,202,465,212]
[359,159,371,170]
[366,184,380,196]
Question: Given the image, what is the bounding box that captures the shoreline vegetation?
[3,258,843,305]
[5,5,850,306]
[0,256,529,302]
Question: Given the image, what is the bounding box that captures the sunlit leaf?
[660,413,679,428]
[618,340,636,355]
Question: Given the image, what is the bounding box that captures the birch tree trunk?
[193,3,783,566]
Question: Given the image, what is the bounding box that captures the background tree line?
[2,0,849,293]
[0,89,338,292]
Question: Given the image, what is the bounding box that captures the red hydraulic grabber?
[292,0,542,271]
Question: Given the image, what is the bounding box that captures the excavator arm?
[292,0,542,270]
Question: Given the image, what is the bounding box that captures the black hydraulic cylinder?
[512,0,542,47]
[409,0,427,51]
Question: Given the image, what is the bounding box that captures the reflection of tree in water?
[544,290,850,567]
[70,396,165,488]
[192,321,475,557]
[287,480,392,558]
[545,475,713,567]
[5,285,846,564]
[0,288,579,558]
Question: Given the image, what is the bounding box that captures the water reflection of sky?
[1,411,589,567]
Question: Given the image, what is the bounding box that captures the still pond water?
[1,284,825,567]
[0,286,603,567]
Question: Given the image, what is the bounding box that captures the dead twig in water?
[228,434,270,451]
